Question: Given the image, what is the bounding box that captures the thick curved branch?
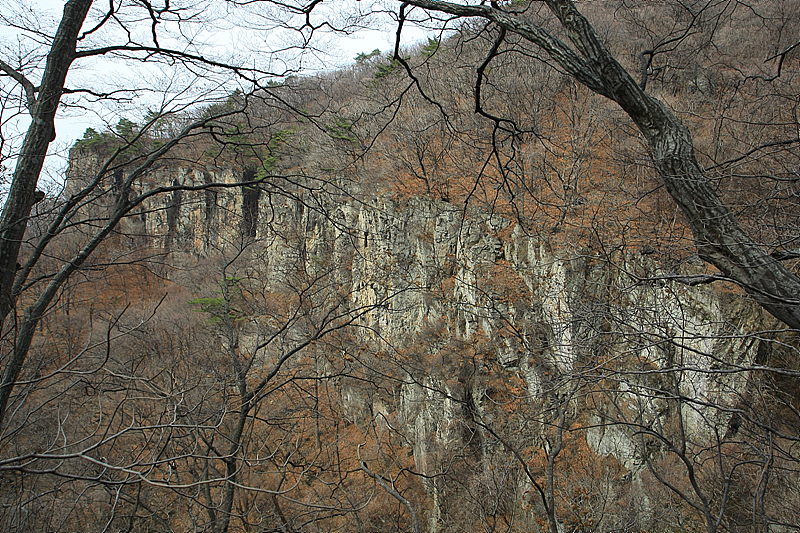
[404,0,800,329]
[405,0,608,96]
[0,58,37,109]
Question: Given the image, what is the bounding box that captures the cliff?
[65,152,784,531]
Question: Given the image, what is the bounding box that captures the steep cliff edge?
[65,152,787,531]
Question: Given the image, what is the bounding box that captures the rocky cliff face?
[66,156,772,530]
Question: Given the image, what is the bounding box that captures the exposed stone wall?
[65,156,771,529]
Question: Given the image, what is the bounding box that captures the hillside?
[2,1,800,532]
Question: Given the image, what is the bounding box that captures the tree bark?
[543,0,800,330]
[403,0,800,329]
[0,0,93,328]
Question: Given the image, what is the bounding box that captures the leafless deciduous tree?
[3,1,800,531]
[398,0,800,329]
[0,0,350,433]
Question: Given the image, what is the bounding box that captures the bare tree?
[0,3,390,530]
[0,0,356,433]
[397,0,800,329]
[3,2,800,532]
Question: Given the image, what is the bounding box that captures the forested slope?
[2,1,800,532]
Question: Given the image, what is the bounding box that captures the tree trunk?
[404,0,800,329]
[543,0,800,330]
[0,0,93,328]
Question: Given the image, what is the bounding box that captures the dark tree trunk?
[544,0,800,330]
[0,0,92,431]
[0,0,93,327]
[405,0,800,329]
